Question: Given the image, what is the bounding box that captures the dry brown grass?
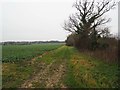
[79,38,118,63]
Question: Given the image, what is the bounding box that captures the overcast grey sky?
[0,0,119,41]
[118,1,120,38]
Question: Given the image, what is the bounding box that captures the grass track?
[2,45,118,88]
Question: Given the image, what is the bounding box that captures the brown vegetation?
[66,34,118,63]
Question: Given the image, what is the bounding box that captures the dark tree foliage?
[63,0,116,50]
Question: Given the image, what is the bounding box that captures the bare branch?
[63,0,116,36]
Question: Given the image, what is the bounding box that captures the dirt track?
[21,53,67,88]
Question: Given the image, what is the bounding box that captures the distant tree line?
[2,41,65,45]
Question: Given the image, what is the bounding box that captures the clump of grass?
[64,47,118,88]
[2,63,34,88]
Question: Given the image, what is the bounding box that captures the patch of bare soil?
[21,53,67,88]
[45,62,66,88]
[21,62,52,88]
[30,51,50,65]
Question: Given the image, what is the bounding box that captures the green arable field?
[2,44,118,88]
[2,43,63,63]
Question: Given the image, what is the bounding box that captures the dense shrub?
[65,33,118,63]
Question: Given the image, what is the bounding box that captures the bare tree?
[63,0,116,50]
[64,0,116,34]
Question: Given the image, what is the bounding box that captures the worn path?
[21,46,70,88]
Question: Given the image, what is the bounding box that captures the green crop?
[2,43,63,63]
